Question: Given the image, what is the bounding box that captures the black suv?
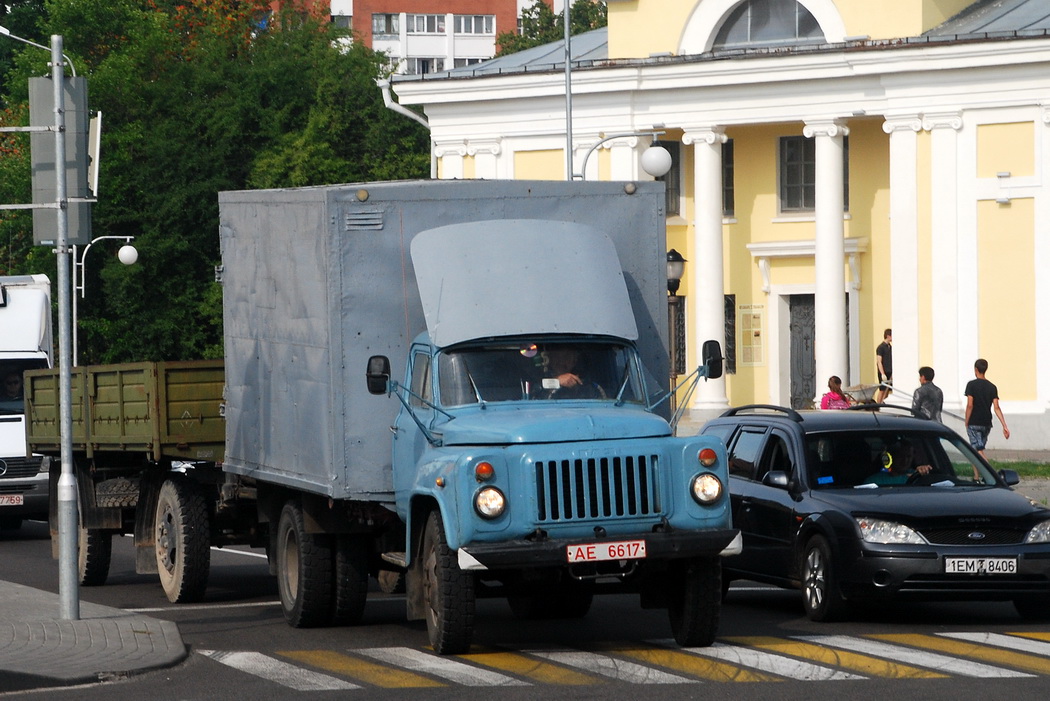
[699,404,1050,621]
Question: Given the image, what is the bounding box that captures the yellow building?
[391,0,1050,449]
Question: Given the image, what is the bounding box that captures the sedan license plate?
[566,539,646,563]
[945,557,1017,575]
[0,494,24,507]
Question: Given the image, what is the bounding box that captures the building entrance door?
[789,294,815,409]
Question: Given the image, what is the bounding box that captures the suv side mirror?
[702,340,723,380]
[366,355,391,395]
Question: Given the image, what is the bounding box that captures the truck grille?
[0,456,43,479]
[534,455,661,523]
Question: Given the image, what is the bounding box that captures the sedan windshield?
[806,431,998,488]
[437,341,643,407]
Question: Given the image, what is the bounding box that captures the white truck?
[0,274,53,531]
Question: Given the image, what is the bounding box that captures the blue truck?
[29,180,737,654]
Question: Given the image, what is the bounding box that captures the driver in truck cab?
[537,347,606,399]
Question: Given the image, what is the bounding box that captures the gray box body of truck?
[218,180,671,503]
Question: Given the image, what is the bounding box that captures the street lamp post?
[0,27,81,619]
[574,132,672,181]
[72,236,137,366]
[667,249,687,412]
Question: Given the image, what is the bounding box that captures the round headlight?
[691,473,722,505]
[474,486,506,519]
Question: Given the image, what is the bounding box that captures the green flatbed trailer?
[24,360,258,597]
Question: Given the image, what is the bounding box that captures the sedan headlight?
[474,486,506,519]
[1024,521,1050,544]
[690,473,722,505]
[855,517,927,545]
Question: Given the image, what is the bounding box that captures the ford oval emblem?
[968,531,987,540]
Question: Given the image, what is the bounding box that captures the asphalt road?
[4,519,1050,701]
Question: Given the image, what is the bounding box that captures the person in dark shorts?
[875,328,892,403]
[964,358,1010,459]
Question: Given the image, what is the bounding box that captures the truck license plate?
[0,495,24,507]
[944,557,1017,575]
[566,539,646,563]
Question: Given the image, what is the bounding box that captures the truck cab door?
[391,346,435,495]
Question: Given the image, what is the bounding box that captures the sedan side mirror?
[366,355,391,395]
[763,470,790,489]
[998,468,1020,486]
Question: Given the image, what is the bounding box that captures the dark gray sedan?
[700,405,1050,621]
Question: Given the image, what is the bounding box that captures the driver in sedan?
[864,439,933,486]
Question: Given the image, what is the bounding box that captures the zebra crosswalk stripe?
[356,646,530,686]
[199,650,360,691]
[664,640,865,680]
[525,649,695,684]
[940,632,1050,657]
[798,635,1034,678]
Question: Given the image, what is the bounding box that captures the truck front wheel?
[667,557,721,647]
[276,500,333,627]
[155,478,211,603]
[421,511,475,654]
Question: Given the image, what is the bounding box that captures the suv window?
[727,427,767,480]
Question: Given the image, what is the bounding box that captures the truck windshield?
[437,341,644,407]
[0,362,43,415]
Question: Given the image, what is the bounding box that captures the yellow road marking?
[610,645,780,682]
[871,634,1050,675]
[278,650,445,688]
[724,636,945,679]
[457,646,600,685]
[1011,632,1050,643]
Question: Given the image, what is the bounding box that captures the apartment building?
[329,1,557,74]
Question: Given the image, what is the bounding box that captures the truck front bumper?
[457,528,740,571]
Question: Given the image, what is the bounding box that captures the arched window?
[714,0,825,49]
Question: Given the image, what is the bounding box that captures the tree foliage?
[0,0,430,363]
[496,0,607,57]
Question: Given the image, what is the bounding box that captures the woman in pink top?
[820,376,851,410]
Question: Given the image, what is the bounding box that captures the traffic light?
[29,75,91,245]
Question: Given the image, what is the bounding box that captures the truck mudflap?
[456,528,740,571]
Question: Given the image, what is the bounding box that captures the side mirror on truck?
[366,355,391,395]
[702,340,723,380]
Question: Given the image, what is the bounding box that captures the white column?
[445,13,455,71]
[882,115,922,399]
[804,120,849,399]
[683,127,729,410]
[467,139,502,179]
[923,112,963,411]
[609,138,642,180]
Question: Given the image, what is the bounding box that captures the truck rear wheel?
[155,478,211,603]
[78,524,112,586]
[332,534,369,626]
[276,500,333,627]
[667,557,721,647]
[421,510,475,654]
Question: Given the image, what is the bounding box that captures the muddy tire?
[78,524,112,586]
[95,478,140,508]
[668,557,721,647]
[276,500,333,628]
[422,511,475,654]
[332,534,369,626]
[155,478,210,603]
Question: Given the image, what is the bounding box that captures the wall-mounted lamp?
[996,197,1011,205]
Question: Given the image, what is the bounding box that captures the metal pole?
[52,34,80,620]
[564,0,573,181]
